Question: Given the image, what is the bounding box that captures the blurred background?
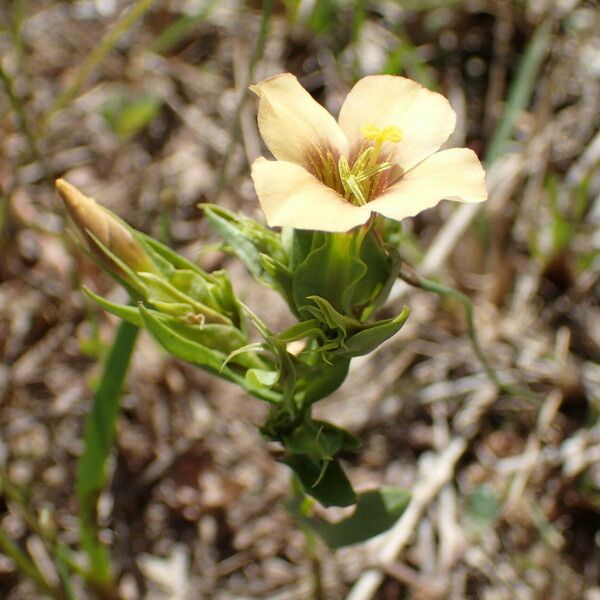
[1,0,599,598]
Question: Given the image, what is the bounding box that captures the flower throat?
[311,125,403,207]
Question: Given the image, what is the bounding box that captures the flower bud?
[55,178,153,276]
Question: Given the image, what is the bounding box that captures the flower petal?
[338,75,456,171]
[251,157,371,232]
[366,148,487,221]
[251,73,348,167]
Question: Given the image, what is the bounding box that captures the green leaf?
[151,0,216,54]
[466,485,501,532]
[283,419,360,459]
[284,421,342,461]
[204,205,264,277]
[101,92,163,138]
[288,487,411,549]
[285,455,356,507]
[313,420,360,452]
[335,306,410,358]
[77,319,139,584]
[202,204,285,272]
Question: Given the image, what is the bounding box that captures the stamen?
[354,162,392,182]
[351,146,374,173]
[323,125,402,206]
[342,174,367,206]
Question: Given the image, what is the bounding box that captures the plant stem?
[398,263,539,402]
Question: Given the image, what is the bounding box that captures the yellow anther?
[381,125,402,143]
[362,123,403,144]
[362,124,383,141]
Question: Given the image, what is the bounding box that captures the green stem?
[399,264,539,402]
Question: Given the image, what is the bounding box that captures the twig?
[346,438,467,600]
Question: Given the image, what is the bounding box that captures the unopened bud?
[55,178,153,274]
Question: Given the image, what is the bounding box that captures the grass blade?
[42,0,157,129]
[485,20,552,165]
[76,318,139,585]
[0,529,65,600]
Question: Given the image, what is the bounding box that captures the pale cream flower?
[250,73,487,232]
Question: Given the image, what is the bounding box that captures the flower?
[55,178,153,275]
[250,74,487,232]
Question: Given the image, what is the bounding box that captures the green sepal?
[245,368,279,388]
[287,228,315,271]
[138,234,242,326]
[294,358,350,406]
[274,319,326,344]
[305,295,362,334]
[139,233,213,276]
[83,229,148,297]
[287,486,411,547]
[283,419,359,459]
[83,286,143,327]
[150,300,195,316]
[138,271,232,325]
[138,304,280,403]
[293,231,368,318]
[84,287,260,367]
[284,455,356,507]
[333,306,410,358]
[351,230,392,311]
[360,240,402,319]
[259,253,295,310]
[139,303,226,371]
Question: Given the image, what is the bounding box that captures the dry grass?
[1,1,599,598]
